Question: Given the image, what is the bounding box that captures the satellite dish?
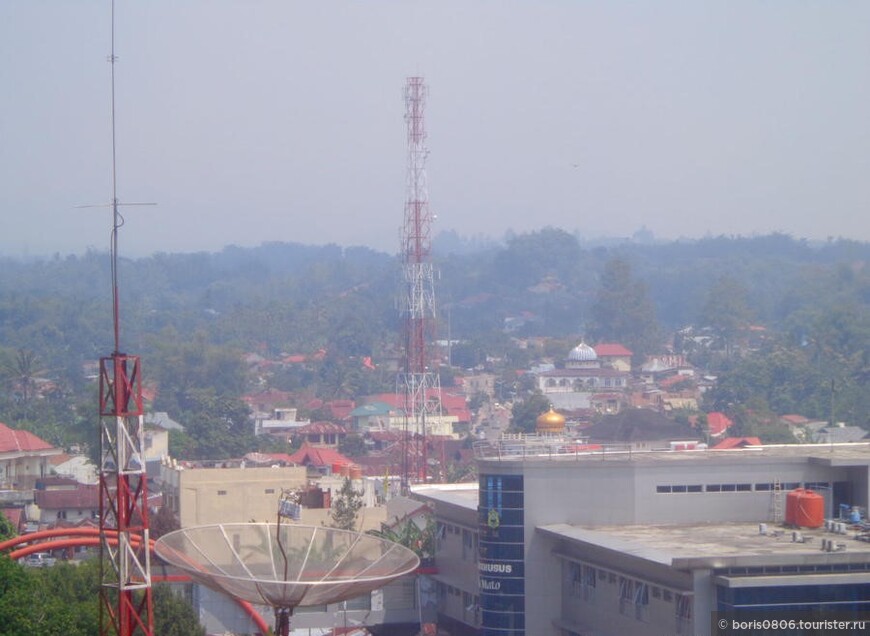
[154,523,420,635]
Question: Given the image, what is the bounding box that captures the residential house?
[593,343,633,372]
[32,477,99,526]
[0,422,62,490]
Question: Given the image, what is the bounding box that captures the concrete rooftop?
[538,521,870,570]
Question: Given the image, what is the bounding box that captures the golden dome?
[536,407,566,433]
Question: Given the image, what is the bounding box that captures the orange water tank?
[785,488,824,528]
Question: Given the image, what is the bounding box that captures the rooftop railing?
[472,435,640,460]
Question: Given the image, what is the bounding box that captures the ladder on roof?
[772,478,783,523]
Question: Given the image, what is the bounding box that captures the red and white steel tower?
[97,1,154,634]
[399,77,442,491]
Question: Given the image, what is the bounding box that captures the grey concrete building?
[413,441,870,636]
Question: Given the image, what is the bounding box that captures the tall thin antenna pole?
[110,0,121,354]
[398,77,441,492]
[97,2,154,634]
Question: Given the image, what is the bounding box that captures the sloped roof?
[325,400,356,421]
[295,421,347,435]
[0,422,54,454]
[2,507,23,530]
[780,414,810,426]
[34,484,99,510]
[814,426,868,443]
[286,444,352,468]
[707,412,734,437]
[713,437,762,449]
[351,402,395,417]
[594,343,633,357]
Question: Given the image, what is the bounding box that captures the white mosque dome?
[567,341,598,362]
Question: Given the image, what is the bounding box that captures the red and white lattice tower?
[399,76,442,492]
[97,1,154,634]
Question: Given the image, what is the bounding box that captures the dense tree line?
[0,557,205,635]
[0,233,868,447]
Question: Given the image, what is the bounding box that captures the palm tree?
[4,348,45,404]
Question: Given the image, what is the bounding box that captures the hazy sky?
[2,1,868,258]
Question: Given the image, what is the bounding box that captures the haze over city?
[1,1,868,258]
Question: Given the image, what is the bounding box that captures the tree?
[368,515,437,563]
[150,505,181,540]
[0,557,206,635]
[330,477,363,530]
[699,276,752,356]
[0,511,17,541]
[339,433,367,457]
[4,348,45,403]
[177,389,255,459]
[152,584,207,636]
[588,258,660,362]
[510,391,552,434]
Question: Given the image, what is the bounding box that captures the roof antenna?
[77,0,155,354]
[87,2,157,634]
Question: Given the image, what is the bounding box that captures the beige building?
[160,460,387,531]
[161,462,308,527]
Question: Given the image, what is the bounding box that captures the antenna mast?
[98,1,154,634]
[399,77,441,492]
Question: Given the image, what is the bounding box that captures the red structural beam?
[3,532,270,635]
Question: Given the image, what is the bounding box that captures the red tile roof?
[286,444,352,468]
[0,422,54,453]
[34,484,100,510]
[712,437,762,449]
[707,412,734,437]
[594,343,633,357]
[325,400,356,421]
[1,507,23,530]
[780,414,810,426]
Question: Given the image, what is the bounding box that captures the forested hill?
[1,233,867,363]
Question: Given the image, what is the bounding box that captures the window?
[462,529,474,559]
[265,489,275,494]
[569,563,582,597]
[344,593,371,611]
[634,582,649,620]
[618,577,634,616]
[676,594,693,634]
[687,485,702,493]
[736,483,752,492]
[657,485,672,493]
[582,565,596,602]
